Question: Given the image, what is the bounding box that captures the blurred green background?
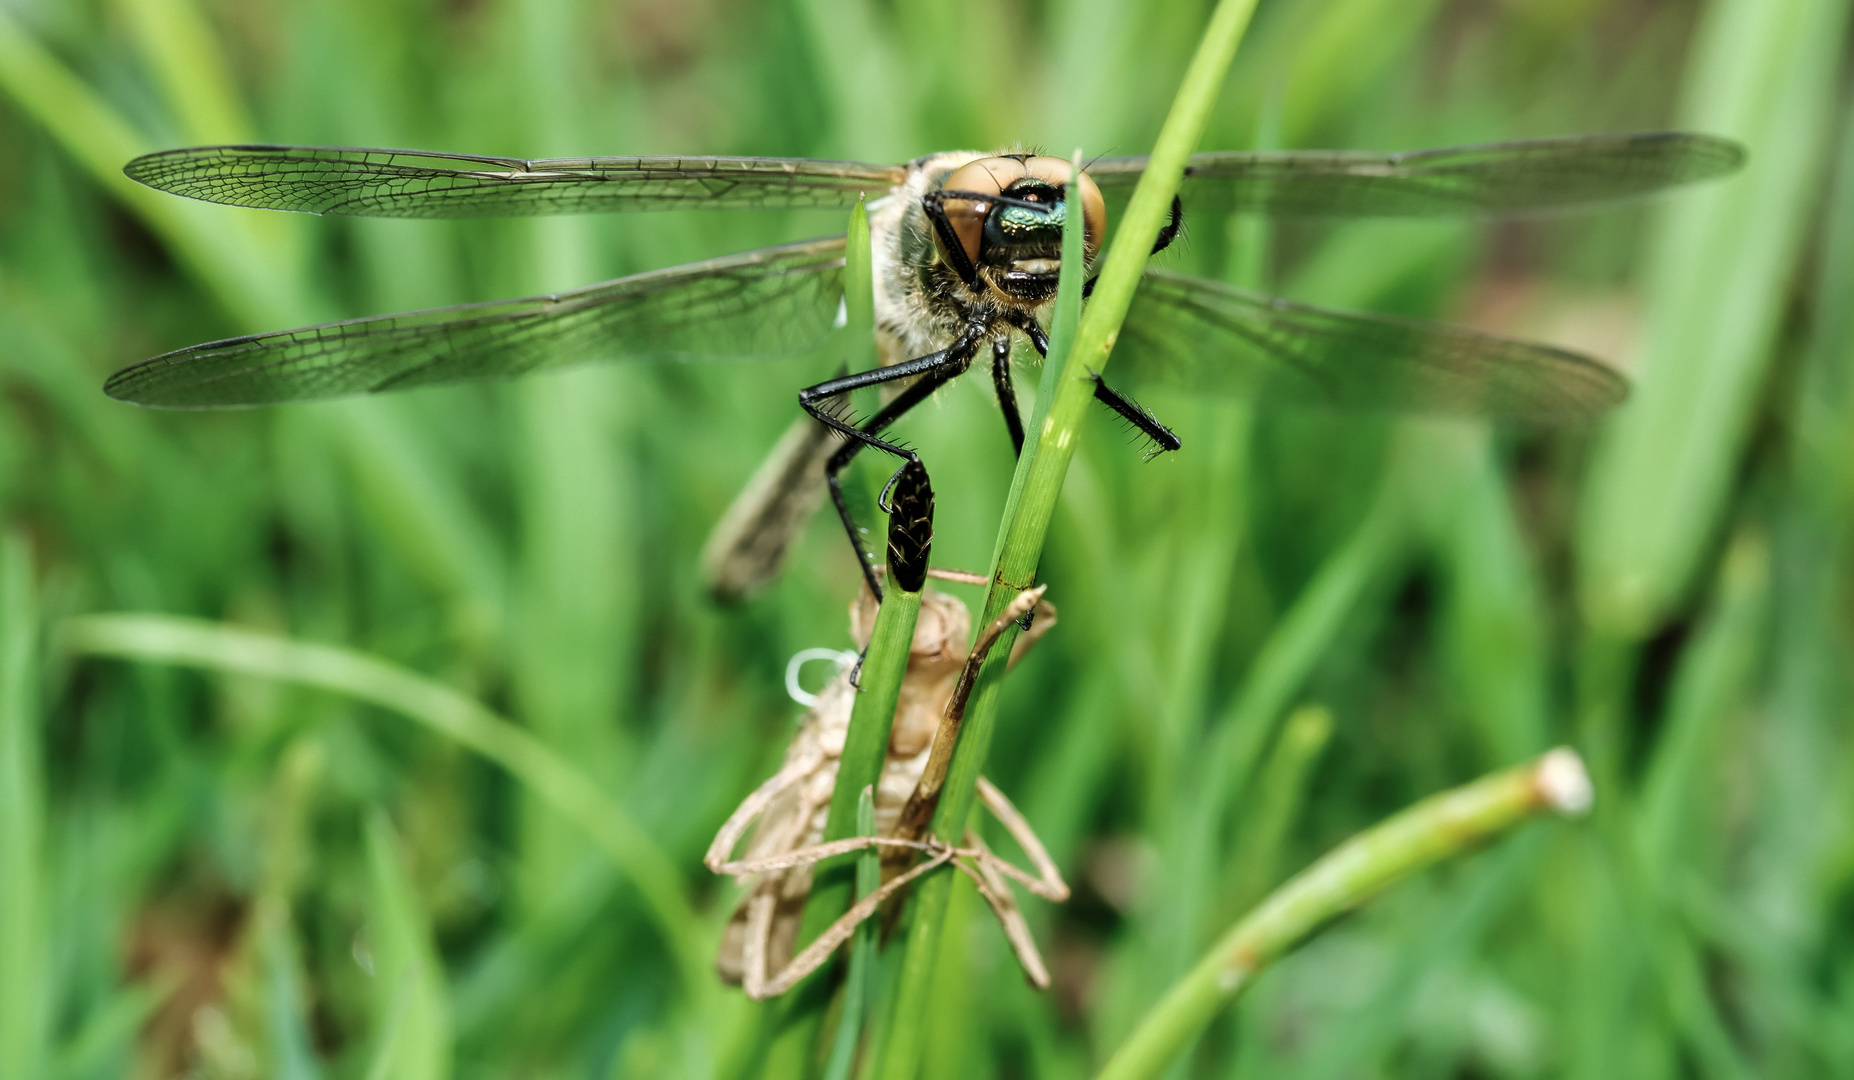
[0,0,1850,1077]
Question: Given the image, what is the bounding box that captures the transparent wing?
[1087,132,1743,216]
[1115,269,1628,420]
[123,145,907,218]
[106,237,848,408]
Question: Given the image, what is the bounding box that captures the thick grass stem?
[878,4,1261,1077]
[1095,749,1593,1080]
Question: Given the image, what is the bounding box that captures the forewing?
[124,145,907,217]
[106,237,848,408]
[1115,269,1628,420]
[1088,132,1743,217]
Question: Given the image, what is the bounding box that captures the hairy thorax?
[870,151,989,366]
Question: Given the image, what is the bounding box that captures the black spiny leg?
[991,338,1025,456]
[1005,311,1050,358]
[1082,196,1184,299]
[798,330,981,598]
[1151,195,1185,256]
[1088,369,1181,461]
[999,311,1177,461]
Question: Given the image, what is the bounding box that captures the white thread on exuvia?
[785,648,859,707]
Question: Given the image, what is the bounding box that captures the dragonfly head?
[934,154,1104,306]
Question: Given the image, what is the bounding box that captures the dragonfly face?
[927,154,1106,307]
[108,132,1745,600]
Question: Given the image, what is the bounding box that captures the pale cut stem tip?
[1535,747,1594,817]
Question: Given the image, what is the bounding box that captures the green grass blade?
[58,614,711,992]
[763,582,922,1072]
[1637,531,1769,875]
[335,405,510,647]
[808,586,921,924]
[1419,423,1552,764]
[255,738,326,1080]
[117,0,256,143]
[879,6,1261,1076]
[806,199,897,908]
[982,0,1264,604]
[1197,480,1403,823]
[362,809,452,1080]
[53,983,169,1080]
[1220,703,1332,915]
[1577,0,1852,639]
[760,196,900,1077]
[0,10,306,327]
[0,535,45,1080]
[821,786,880,1080]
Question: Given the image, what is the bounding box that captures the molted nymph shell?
[851,587,971,757]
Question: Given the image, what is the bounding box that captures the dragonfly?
[111,132,1744,599]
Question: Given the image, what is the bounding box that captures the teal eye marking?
[998,198,1063,240]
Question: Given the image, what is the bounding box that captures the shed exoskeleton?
[705,574,1067,998]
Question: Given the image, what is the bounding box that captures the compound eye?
[1076,172,1106,256]
[1024,156,1107,257]
[935,158,1019,268]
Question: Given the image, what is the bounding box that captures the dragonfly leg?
[991,338,1025,456]
[919,191,983,287]
[1000,311,1174,459]
[1151,195,1185,255]
[1079,196,1184,299]
[819,365,965,599]
[1003,311,1051,357]
[798,332,981,597]
[1088,369,1182,461]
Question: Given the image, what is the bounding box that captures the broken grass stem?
[891,585,1046,843]
[1094,749,1595,1080]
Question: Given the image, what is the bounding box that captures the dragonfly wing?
[700,414,837,604]
[124,145,907,217]
[106,236,849,408]
[1115,269,1628,420]
[1087,132,1743,216]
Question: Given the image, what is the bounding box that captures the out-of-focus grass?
[0,0,1847,1077]
[361,810,449,1080]
[0,535,45,1080]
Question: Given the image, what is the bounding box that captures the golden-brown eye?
[936,157,1015,269]
[933,155,1107,270]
